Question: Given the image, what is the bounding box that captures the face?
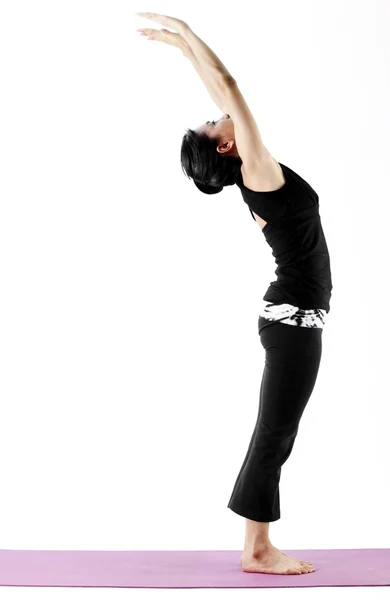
[196,113,238,157]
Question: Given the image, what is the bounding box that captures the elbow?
[221,74,236,87]
[218,74,236,100]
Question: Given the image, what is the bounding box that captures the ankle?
[244,541,273,557]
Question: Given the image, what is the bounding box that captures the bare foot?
[240,546,315,575]
[266,544,313,566]
[280,550,313,566]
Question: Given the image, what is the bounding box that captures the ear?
[216,140,235,154]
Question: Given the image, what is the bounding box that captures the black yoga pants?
[227,315,323,522]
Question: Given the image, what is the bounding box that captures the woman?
[136,12,332,576]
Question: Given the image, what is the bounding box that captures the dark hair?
[180,128,242,195]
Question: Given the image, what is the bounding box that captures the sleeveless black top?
[235,162,333,312]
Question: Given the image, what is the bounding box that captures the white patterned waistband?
[259,300,327,328]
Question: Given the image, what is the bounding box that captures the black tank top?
[235,162,333,312]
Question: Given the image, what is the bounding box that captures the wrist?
[180,38,194,58]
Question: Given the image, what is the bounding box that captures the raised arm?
[181,33,272,167]
[137,13,231,110]
[136,12,272,168]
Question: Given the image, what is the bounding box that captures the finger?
[137,28,157,36]
[136,12,170,28]
[137,28,164,42]
[136,12,162,18]
[136,12,162,22]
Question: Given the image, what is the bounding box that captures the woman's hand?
[136,12,189,35]
[137,26,188,54]
[136,12,191,55]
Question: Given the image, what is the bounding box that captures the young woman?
[136,12,332,576]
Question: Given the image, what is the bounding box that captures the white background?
[0,0,389,597]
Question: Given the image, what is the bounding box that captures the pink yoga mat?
[0,548,389,588]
